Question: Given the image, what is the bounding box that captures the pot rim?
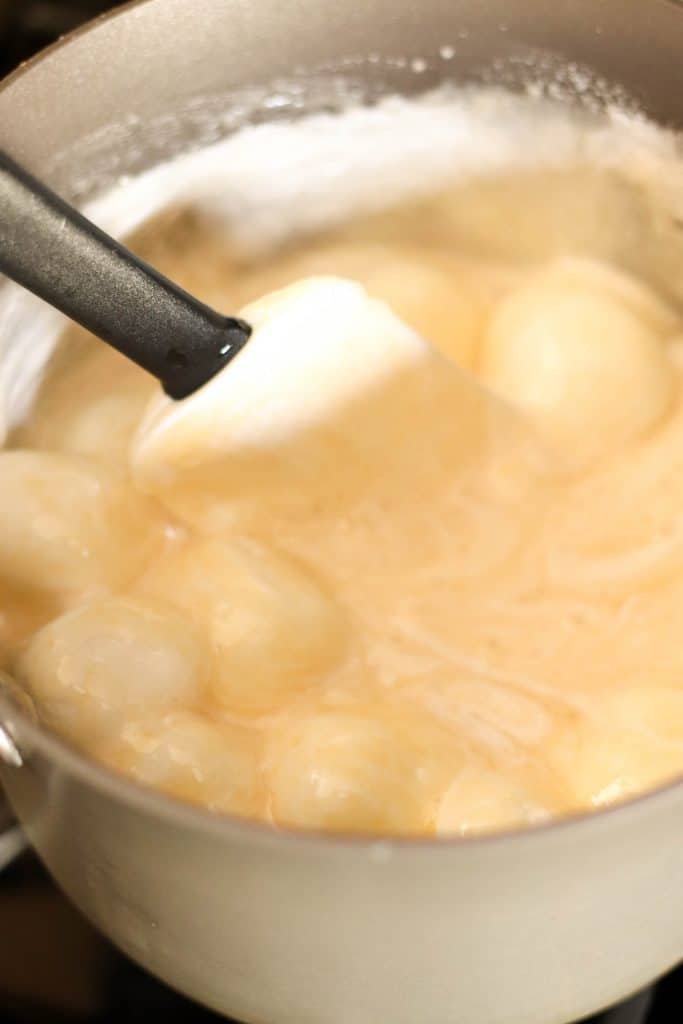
[3,680,683,855]
[1,0,683,857]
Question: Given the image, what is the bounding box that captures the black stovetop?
[0,4,681,1021]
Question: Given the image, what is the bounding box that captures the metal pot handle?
[0,789,25,871]
[0,698,28,870]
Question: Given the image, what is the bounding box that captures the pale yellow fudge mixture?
[2,161,683,838]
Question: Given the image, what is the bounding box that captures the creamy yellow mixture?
[2,169,683,837]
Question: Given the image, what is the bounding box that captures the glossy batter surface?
[3,169,683,837]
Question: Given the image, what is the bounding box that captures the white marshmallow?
[436,763,550,836]
[16,597,208,745]
[266,706,458,835]
[103,710,259,816]
[480,264,674,465]
[0,451,162,598]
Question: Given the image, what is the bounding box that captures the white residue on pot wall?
[0,86,680,440]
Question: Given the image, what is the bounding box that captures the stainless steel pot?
[1,2,683,1022]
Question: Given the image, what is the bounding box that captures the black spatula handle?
[0,149,251,399]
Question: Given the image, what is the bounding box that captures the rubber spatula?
[0,149,251,399]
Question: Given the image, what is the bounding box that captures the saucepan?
[1,1,683,1021]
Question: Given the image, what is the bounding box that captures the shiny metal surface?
[0,673,26,873]
[0,2,682,1022]
[0,725,21,768]
[0,675,24,868]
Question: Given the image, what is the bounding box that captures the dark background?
[0,3,681,1022]
[0,1,126,79]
